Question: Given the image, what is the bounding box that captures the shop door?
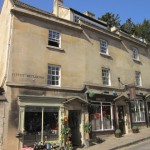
[118,106,125,134]
[148,102,150,126]
[68,110,81,146]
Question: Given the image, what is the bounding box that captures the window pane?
[47,65,60,86]
[102,105,111,129]
[131,100,145,122]
[100,40,108,54]
[48,31,60,47]
[24,107,42,146]
[102,69,110,85]
[44,109,59,141]
[90,103,113,131]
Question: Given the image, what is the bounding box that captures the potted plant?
[115,129,122,138]
[83,122,92,147]
[132,126,139,133]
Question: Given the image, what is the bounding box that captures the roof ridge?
[13,0,54,17]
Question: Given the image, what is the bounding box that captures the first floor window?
[24,106,59,146]
[135,71,142,86]
[102,68,110,86]
[47,65,61,86]
[90,102,113,131]
[48,30,60,47]
[131,100,145,122]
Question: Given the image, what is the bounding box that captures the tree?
[120,18,135,35]
[134,19,150,42]
[99,12,121,28]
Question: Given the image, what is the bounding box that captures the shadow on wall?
[9,99,19,128]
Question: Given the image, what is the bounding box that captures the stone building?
[0,0,150,149]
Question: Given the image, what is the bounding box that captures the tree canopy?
[99,12,150,43]
[120,18,135,35]
[98,12,121,28]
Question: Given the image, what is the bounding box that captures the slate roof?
[11,0,107,27]
[12,0,54,17]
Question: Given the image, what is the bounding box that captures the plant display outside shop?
[61,116,72,150]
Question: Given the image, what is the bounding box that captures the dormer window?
[100,39,108,54]
[74,15,80,23]
[132,47,139,60]
[48,30,60,48]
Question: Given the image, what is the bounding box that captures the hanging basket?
[89,92,96,98]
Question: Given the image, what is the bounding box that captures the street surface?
[120,140,150,150]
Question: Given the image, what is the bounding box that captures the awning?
[85,88,102,95]
[63,96,89,104]
[145,94,150,99]
[114,92,128,102]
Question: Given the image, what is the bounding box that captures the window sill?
[102,84,111,87]
[133,58,141,63]
[135,85,142,88]
[46,45,65,52]
[132,121,145,123]
[47,84,61,88]
[100,52,111,58]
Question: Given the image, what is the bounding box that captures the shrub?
[132,126,138,130]
[115,129,121,134]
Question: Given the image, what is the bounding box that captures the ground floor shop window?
[131,100,145,122]
[23,106,59,147]
[90,102,113,131]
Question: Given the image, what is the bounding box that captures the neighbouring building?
[1,0,150,149]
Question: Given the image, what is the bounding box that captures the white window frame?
[131,100,145,123]
[135,71,142,86]
[132,47,139,60]
[102,68,111,86]
[100,39,108,54]
[91,102,114,131]
[47,65,61,86]
[48,30,61,48]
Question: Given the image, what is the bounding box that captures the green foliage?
[120,18,135,35]
[89,92,96,98]
[99,12,121,28]
[100,12,150,43]
[84,122,92,133]
[132,126,138,130]
[134,19,150,42]
[61,117,72,149]
[115,129,121,134]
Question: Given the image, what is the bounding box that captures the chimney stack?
[53,0,64,16]
[84,11,95,18]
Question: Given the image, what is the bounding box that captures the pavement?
[79,127,150,150]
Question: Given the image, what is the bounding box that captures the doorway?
[147,102,150,126]
[68,110,81,146]
[118,106,125,134]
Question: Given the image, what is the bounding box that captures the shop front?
[17,95,89,149]
[87,91,116,137]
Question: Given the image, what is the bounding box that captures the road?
[120,140,150,150]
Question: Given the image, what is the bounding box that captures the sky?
[0,0,150,24]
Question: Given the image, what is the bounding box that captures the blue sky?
[0,0,150,24]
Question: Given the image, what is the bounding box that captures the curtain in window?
[131,100,145,122]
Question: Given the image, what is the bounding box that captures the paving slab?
[78,128,150,150]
